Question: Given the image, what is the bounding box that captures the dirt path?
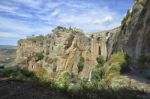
[120,71,150,93]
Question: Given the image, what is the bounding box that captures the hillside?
[0,47,16,68]
[0,0,150,99]
[0,45,16,49]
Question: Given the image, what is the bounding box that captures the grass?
[104,51,130,82]
[4,67,35,80]
[2,51,147,99]
[27,35,44,44]
[2,65,148,99]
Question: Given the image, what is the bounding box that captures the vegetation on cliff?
[77,56,84,73]
[2,60,146,99]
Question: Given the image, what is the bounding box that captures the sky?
[0,0,134,45]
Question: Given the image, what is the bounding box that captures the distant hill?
[0,45,16,49]
[0,45,16,67]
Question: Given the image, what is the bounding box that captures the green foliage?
[35,52,44,61]
[121,10,131,29]
[45,57,57,64]
[77,56,84,72]
[70,74,79,83]
[27,56,32,62]
[92,67,104,81]
[80,56,84,62]
[66,81,143,99]
[52,26,67,36]
[68,83,81,94]
[27,35,44,43]
[55,26,66,30]
[104,51,130,81]
[120,54,130,73]
[96,56,105,67]
[92,56,105,81]
[56,71,70,90]
[3,66,147,99]
[4,67,35,80]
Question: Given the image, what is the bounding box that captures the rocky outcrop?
[16,0,150,79]
[116,0,150,69]
[16,26,120,79]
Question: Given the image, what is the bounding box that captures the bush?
[35,52,44,61]
[3,66,148,99]
[27,35,44,43]
[4,66,35,80]
[77,56,84,72]
[70,74,79,83]
[27,56,32,62]
[92,56,105,81]
[92,67,104,81]
[96,56,105,67]
[104,51,129,81]
[45,57,57,64]
[56,71,70,91]
[121,10,131,29]
[35,67,47,79]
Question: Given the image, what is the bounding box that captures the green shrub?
[56,71,70,91]
[68,83,81,94]
[120,54,130,73]
[70,74,79,83]
[46,57,57,64]
[3,66,148,99]
[4,67,35,80]
[80,56,84,62]
[35,52,44,61]
[92,67,104,81]
[92,56,105,81]
[27,56,32,62]
[96,56,105,67]
[77,56,84,72]
[104,51,129,81]
[121,10,131,28]
[27,35,44,43]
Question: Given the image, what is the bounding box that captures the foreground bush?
[4,66,35,80]
[92,56,105,81]
[104,51,130,82]
[2,66,148,99]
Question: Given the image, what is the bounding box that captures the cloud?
[0,16,52,38]
[0,0,134,45]
[57,7,120,32]
[0,32,23,38]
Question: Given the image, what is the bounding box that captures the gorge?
[0,0,150,99]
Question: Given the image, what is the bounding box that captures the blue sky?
[0,0,134,45]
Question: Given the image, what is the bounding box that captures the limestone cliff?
[16,26,119,79]
[116,0,150,70]
[16,0,150,79]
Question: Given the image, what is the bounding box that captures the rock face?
[16,26,119,79]
[16,0,150,78]
[116,0,150,69]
